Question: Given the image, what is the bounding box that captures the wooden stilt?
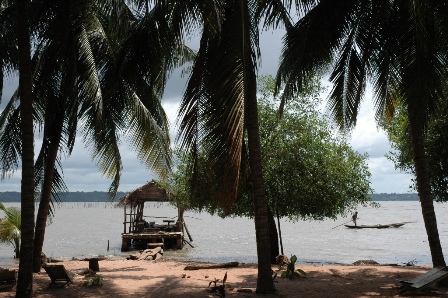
[183,221,193,242]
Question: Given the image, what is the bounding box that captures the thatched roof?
[118,180,169,206]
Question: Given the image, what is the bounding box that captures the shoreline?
[0,252,431,271]
[1,258,447,297]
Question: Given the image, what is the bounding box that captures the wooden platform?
[121,232,183,251]
[399,267,448,294]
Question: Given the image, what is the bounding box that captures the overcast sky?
[0,29,413,194]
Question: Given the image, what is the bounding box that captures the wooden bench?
[43,264,73,288]
[0,269,17,290]
[163,219,175,226]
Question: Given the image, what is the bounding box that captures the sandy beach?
[1,258,447,297]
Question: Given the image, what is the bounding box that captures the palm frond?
[0,204,20,247]
[258,0,293,31]
[0,97,21,179]
[277,0,356,109]
[178,0,260,208]
[0,3,18,82]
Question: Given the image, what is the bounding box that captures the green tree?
[259,76,374,221]
[0,202,21,258]
[381,101,448,202]
[277,0,447,267]
[170,74,374,259]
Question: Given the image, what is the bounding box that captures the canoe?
[344,222,410,229]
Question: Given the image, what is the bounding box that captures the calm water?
[0,201,447,268]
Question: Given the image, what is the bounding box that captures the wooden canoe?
[344,222,411,229]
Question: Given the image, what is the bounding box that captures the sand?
[1,258,447,297]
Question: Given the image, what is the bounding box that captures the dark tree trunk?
[32,136,61,272]
[33,92,65,273]
[246,76,274,293]
[242,1,273,290]
[408,104,445,267]
[267,207,279,264]
[16,0,35,296]
[276,211,284,255]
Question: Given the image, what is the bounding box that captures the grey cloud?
[1,28,413,194]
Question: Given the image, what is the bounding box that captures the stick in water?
[332,220,352,229]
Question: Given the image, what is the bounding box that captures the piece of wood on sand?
[399,266,448,294]
[127,247,163,261]
[184,262,239,271]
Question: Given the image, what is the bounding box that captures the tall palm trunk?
[16,0,35,296]
[246,86,274,293]
[408,105,445,267]
[237,0,273,292]
[32,133,62,272]
[32,95,65,273]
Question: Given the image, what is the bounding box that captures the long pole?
[332,220,352,229]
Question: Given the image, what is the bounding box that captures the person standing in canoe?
[352,211,358,226]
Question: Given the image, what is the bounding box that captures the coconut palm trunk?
[33,131,62,272]
[16,0,35,296]
[408,105,445,267]
[246,77,273,292]
[177,0,277,292]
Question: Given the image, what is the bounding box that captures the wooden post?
[130,203,135,233]
[176,208,183,233]
[183,221,193,242]
[121,238,131,252]
[123,203,127,234]
[176,235,183,249]
[88,259,100,272]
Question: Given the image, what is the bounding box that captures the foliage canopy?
[381,101,448,202]
[168,75,374,220]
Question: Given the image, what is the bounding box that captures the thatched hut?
[118,180,185,251]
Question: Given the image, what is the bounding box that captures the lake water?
[0,201,447,268]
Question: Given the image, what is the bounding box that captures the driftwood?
[127,247,163,261]
[183,221,193,241]
[399,267,448,294]
[183,239,194,248]
[184,262,239,271]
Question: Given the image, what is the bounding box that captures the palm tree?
[176,0,294,293]
[28,0,127,273]
[0,202,21,258]
[277,0,447,267]
[1,0,174,273]
[16,0,35,295]
[0,0,177,294]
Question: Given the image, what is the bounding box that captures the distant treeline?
[0,191,128,202]
[0,191,419,202]
[370,193,419,201]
